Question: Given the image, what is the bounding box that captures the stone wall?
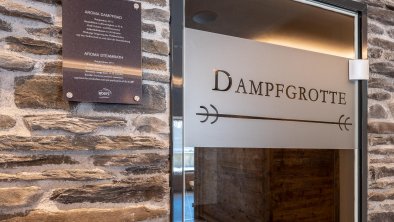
[2,0,394,221]
[0,0,170,221]
[363,0,394,221]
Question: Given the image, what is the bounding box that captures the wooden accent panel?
[194,148,339,222]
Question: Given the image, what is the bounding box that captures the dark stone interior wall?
[0,0,171,221]
[362,0,394,221]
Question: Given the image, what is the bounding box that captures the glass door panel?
[179,0,360,221]
[194,148,355,222]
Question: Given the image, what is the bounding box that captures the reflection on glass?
[193,148,354,222]
[172,119,183,222]
[173,119,195,221]
[182,0,357,221]
[186,0,355,58]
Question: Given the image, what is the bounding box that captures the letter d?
[213,70,232,91]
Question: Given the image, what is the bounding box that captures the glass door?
[171,0,367,221]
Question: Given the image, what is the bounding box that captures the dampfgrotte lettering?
[212,69,346,105]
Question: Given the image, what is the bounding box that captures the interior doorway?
[171,0,368,221]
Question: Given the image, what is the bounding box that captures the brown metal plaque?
[62,0,141,104]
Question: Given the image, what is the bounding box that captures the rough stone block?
[91,135,169,150]
[24,114,126,134]
[370,62,394,77]
[141,0,167,7]
[369,212,394,222]
[142,57,167,71]
[124,162,168,175]
[388,103,394,118]
[389,29,394,40]
[0,50,35,72]
[368,92,391,101]
[0,0,53,24]
[368,48,383,59]
[30,0,61,5]
[14,75,68,110]
[93,84,166,114]
[370,178,394,189]
[50,176,167,204]
[5,36,62,55]
[133,116,167,133]
[368,191,386,201]
[142,39,169,56]
[383,52,394,61]
[368,6,394,26]
[0,18,11,32]
[370,147,394,155]
[142,72,170,83]
[0,135,168,151]
[142,8,170,22]
[370,166,394,180]
[369,77,394,92]
[369,135,394,146]
[0,136,75,151]
[92,153,169,175]
[370,157,394,164]
[0,169,113,181]
[369,104,388,119]
[369,38,394,51]
[368,23,384,35]
[0,115,16,130]
[42,60,62,73]
[368,122,394,134]
[161,28,169,39]
[372,138,390,149]
[0,187,42,209]
[0,154,78,168]
[25,26,62,39]
[2,206,167,222]
[142,23,156,33]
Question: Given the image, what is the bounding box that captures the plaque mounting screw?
[134,3,139,10]
[134,96,140,102]
[66,92,73,99]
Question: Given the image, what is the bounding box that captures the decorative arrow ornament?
[196,104,352,131]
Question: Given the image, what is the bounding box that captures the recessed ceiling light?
[192,10,218,24]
